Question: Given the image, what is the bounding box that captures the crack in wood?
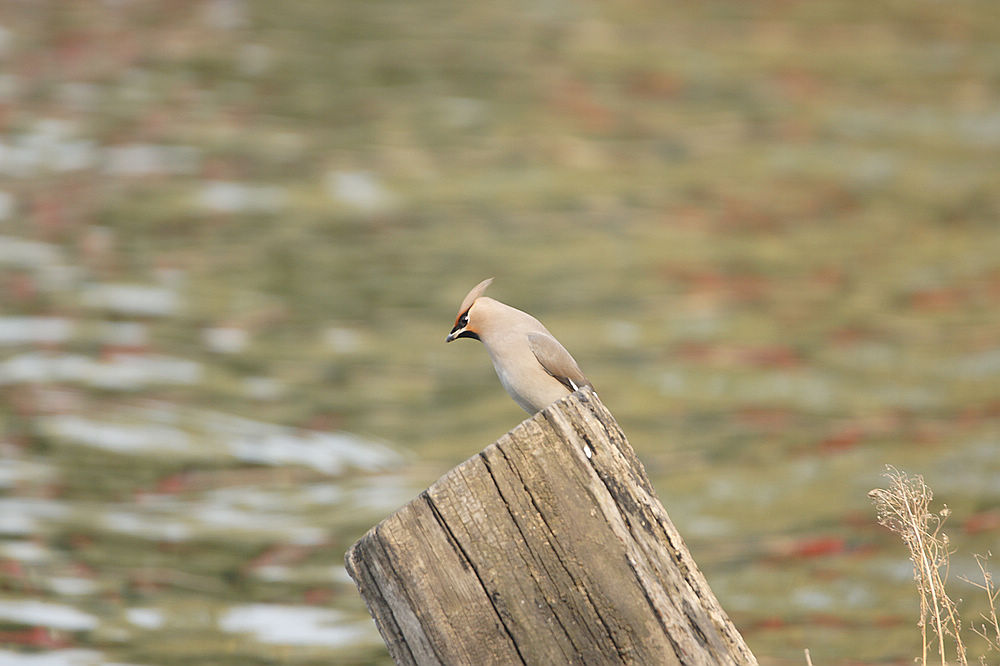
[423,493,528,666]
[489,442,631,663]
[367,531,424,665]
[541,410,692,662]
[346,536,418,665]
[565,400,745,662]
[477,450,579,663]
[683,599,710,648]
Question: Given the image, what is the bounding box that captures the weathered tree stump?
[345,388,757,665]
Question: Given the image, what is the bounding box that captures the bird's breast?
[483,335,572,413]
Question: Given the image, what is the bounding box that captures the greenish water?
[1,1,999,664]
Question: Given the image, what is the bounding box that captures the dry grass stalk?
[868,466,967,666]
[960,551,1000,664]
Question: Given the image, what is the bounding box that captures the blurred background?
[1,0,999,664]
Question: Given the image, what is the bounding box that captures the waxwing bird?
[445,278,593,414]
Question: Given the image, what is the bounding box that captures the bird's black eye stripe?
[450,312,470,335]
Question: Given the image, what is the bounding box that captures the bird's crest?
[456,277,494,321]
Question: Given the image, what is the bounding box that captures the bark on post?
[345,388,757,665]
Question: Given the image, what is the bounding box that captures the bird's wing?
[527,332,592,392]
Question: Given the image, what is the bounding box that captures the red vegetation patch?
[0,626,73,649]
[674,341,803,368]
[735,407,795,429]
[909,286,969,311]
[780,536,848,559]
[549,79,615,133]
[962,508,1000,535]
[625,69,684,99]
[819,426,866,452]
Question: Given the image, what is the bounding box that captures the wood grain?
[346,388,757,665]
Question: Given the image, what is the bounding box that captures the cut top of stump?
[346,387,758,666]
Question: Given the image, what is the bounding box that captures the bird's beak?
[446,327,479,343]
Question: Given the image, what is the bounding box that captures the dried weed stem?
[869,466,967,666]
[960,551,1000,664]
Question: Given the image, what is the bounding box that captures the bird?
[445,278,593,414]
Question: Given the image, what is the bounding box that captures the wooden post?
[345,388,757,665]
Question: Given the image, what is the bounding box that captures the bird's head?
[445,277,494,343]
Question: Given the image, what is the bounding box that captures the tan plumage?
[446,278,592,414]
